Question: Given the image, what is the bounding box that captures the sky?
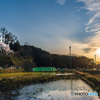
[0,0,100,62]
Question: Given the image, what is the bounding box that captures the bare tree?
[0,27,18,45]
[0,27,7,43]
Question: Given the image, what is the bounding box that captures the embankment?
[76,71,100,96]
[0,56,35,72]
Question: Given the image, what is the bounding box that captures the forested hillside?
[0,27,96,71]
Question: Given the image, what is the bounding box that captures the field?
[0,72,56,81]
[0,71,77,94]
[0,72,56,93]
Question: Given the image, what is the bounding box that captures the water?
[56,73,74,76]
[10,79,100,100]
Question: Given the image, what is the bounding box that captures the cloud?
[83,48,92,53]
[57,0,66,5]
[78,0,100,53]
[83,48,97,53]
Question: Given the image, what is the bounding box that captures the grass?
[0,72,55,80]
[0,69,75,79]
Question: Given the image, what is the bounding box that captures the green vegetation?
[0,56,13,66]
[0,72,52,79]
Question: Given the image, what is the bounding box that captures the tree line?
[0,27,96,70]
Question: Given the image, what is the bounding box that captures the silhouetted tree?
[20,45,32,59]
[0,27,7,43]
[13,40,20,52]
[9,42,14,50]
[0,27,18,45]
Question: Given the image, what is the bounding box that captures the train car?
[33,67,56,72]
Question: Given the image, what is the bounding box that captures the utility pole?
[69,46,72,69]
[94,54,96,64]
[50,57,52,67]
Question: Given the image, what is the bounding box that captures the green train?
[33,67,56,72]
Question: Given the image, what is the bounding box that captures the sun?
[96,49,100,55]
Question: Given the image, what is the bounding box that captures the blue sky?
[0,0,100,61]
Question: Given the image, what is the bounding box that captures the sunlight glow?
[96,49,100,55]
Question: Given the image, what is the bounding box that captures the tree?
[0,27,7,43]
[13,40,20,52]
[9,42,14,50]
[5,32,17,44]
[20,45,32,59]
[0,27,18,45]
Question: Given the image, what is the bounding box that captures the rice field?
[0,71,77,94]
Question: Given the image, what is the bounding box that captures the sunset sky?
[0,0,100,62]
